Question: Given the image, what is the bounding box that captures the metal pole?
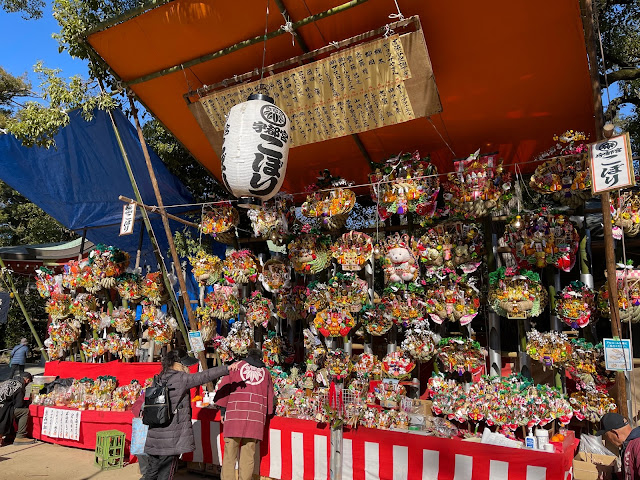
[0,257,48,361]
[486,226,502,377]
[77,228,87,262]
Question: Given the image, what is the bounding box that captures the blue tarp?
[0,108,222,325]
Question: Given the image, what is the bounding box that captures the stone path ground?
[0,441,207,479]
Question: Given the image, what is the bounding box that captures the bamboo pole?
[119,195,199,228]
[581,0,629,418]
[127,96,208,371]
[0,257,48,361]
[126,0,370,86]
[103,103,190,348]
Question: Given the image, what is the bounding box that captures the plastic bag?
[579,434,615,456]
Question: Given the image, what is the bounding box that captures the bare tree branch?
[605,95,640,120]
[602,68,640,84]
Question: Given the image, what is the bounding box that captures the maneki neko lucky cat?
[377,233,419,284]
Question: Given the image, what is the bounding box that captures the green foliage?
[5,62,117,148]
[0,181,74,247]
[0,67,32,129]
[597,1,640,151]
[0,0,45,19]
[0,277,48,352]
[142,119,228,202]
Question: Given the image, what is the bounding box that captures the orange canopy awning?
[88,0,596,194]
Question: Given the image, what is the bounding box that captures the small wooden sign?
[119,203,136,236]
[590,132,635,194]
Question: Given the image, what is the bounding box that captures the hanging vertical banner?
[119,202,137,236]
[590,132,635,194]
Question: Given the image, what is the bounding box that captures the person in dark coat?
[143,351,238,480]
[9,338,29,379]
[214,348,274,480]
[0,372,33,445]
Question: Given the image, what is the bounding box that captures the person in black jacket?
[0,372,33,445]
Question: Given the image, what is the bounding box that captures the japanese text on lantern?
[590,133,635,194]
[199,35,414,147]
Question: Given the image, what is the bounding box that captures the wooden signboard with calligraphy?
[189,24,441,153]
[590,132,635,194]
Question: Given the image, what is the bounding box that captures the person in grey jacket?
[143,351,238,480]
[9,339,28,379]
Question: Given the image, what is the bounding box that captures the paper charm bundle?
[443,151,512,218]
[142,272,166,305]
[89,244,130,288]
[380,289,426,326]
[301,187,356,230]
[530,131,590,209]
[565,338,604,377]
[116,273,143,301]
[262,334,284,366]
[324,349,353,379]
[247,194,292,242]
[402,320,439,362]
[222,250,259,284]
[81,338,107,358]
[598,269,640,323]
[106,333,123,355]
[326,273,369,313]
[361,304,393,336]
[303,282,329,315]
[488,267,548,319]
[613,190,640,237]
[226,321,254,356]
[353,353,382,379]
[416,221,484,273]
[424,277,480,325]
[199,204,239,244]
[555,281,597,328]
[569,385,617,423]
[48,320,80,349]
[331,231,373,271]
[62,260,92,291]
[211,335,235,363]
[288,234,331,274]
[111,306,135,333]
[46,293,72,320]
[68,293,98,322]
[377,233,419,284]
[526,329,572,369]
[188,250,222,285]
[199,285,240,321]
[437,337,486,375]
[143,306,177,345]
[314,309,356,337]
[243,291,274,328]
[503,212,579,272]
[260,259,291,293]
[36,267,58,298]
[368,151,440,220]
[382,350,416,379]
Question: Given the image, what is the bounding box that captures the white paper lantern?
[221,94,291,201]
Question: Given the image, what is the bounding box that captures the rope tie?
[281,20,296,46]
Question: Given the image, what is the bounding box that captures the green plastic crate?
[95,429,125,470]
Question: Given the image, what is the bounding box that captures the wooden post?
[135,220,145,271]
[104,104,189,347]
[485,220,502,377]
[127,96,208,370]
[77,228,87,262]
[581,0,629,418]
[0,257,48,361]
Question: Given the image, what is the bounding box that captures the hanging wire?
[618,192,637,423]
[181,64,194,95]
[199,204,205,247]
[259,0,270,88]
[428,117,456,157]
[388,0,405,21]
[593,2,612,108]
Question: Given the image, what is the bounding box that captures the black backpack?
[142,376,174,428]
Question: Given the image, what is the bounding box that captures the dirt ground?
[0,441,209,480]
